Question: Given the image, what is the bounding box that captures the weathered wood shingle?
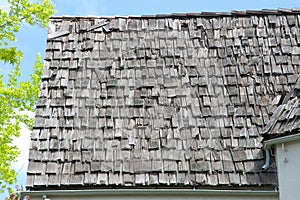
[27,8,300,190]
[262,77,300,138]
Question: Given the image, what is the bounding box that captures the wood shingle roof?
[27,8,300,190]
[262,77,300,139]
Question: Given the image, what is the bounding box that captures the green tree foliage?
[0,0,55,193]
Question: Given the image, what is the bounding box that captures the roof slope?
[27,9,300,190]
[262,77,300,139]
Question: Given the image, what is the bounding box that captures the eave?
[21,189,278,199]
[264,133,300,149]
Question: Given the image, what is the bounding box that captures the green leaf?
[0,0,55,194]
[0,47,22,65]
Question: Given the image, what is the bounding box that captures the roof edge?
[264,133,300,149]
[49,8,300,20]
[21,189,279,198]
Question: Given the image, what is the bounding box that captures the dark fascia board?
[21,189,279,199]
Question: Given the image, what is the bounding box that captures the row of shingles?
[189,16,267,185]
[53,18,128,186]
[27,18,69,186]
[29,17,180,188]
[199,15,300,131]
[244,13,300,138]
[257,14,300,140]
[171,15,281,185]
[86,17,176,186]
[28,19,85,187]
[90,17,168,184]
[60,14,278,187]
[220,15,275,185]
[261,14,300,138]
[123,14,288,186]
[61,19,110,186]
[261,85,300,141]
[189,14,298,183]
[163,21,235,186]
[113,16,262,187]
[90,18,193,186]
[32,17,227,188]
[85,19,135,186]
[213,17,262,181]
[47,20,82,186]
[78,16,236,186]
[133,35,220,186]
[227,14,300,184]
[268,78,300,136]
[183,16,248,179]
[43,19,139,186]
[43,19,111,186]
[49,18,162,186]
[127,19,242,186]
[75,15,278,186]
[199,15,264,174]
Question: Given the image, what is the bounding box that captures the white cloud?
[12,123,31,171]
[12,111,34,187]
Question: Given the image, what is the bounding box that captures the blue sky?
[0,0,299,197]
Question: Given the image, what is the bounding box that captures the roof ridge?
[50,8,300,19]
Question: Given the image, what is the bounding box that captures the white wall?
[276,139,300,200]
